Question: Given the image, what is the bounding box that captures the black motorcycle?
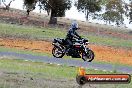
[52,38,94,62]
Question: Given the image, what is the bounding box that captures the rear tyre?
[82,49,94,62]
[52,47,65,58]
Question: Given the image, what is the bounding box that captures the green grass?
[0,58,131,88]
[84,34,132,48]
[0,58,126,79]
[0,23,66,40]
[0,23,132,48]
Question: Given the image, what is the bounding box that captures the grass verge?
[0,23,132,48]
[0,58,128,79]
[0,58,131,88]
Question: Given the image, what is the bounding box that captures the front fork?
[82,45,89,54]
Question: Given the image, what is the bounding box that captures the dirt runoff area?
[0,38,132,66]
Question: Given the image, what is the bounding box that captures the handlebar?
[73,38,89,44]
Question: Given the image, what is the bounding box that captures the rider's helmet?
[71,21,79,30]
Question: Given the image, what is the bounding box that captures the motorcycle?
[52,38,94,62]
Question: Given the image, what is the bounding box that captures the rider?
[65,21,82,51]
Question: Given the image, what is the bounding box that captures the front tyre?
[82,49,94,62]
[52,47,65,58]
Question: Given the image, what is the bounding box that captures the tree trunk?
[49,9,57,24]
[86,11,89,21]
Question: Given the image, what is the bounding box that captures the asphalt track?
[0,51,132,74]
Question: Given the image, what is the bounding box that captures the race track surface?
[0,51,132,74]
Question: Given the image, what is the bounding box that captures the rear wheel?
[82,49,94,62]
[52,47,65,58]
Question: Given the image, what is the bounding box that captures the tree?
[38,0,52,15]
[0,0,6,5]
[23,0,37,16]
[120,0,132,24]
[101,0,125,25]
[4,0,15,10]
[0,0,15,10]
[75,0,101,21]
[24,0,72,24]
[128,1,132,24]
[129,9,132,24]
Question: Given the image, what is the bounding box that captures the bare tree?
[2,0,15,10]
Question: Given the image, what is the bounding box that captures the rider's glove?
[78,36,82,39]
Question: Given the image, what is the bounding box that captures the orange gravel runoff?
[0,38,132,66]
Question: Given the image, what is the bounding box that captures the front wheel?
[52,47,65,58]
[82,49,94,62]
